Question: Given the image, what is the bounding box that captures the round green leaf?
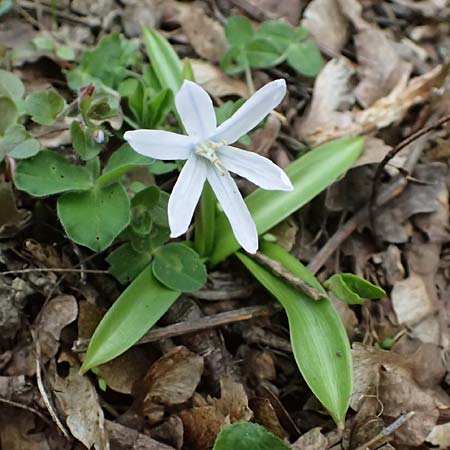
[246,39,280,69]
[220,46,248,75]
[256,21,293,53]
[25,90,66,125]
[0,124,40,160]
[225,16,254,47]
[324,273,386,305]
[0,69,25,101]
[152,243,206,292]
[213,423,289,450]
[286,41,323,77]
[57,183,130,252]
[0,97,18,135]
[14,151,93,196]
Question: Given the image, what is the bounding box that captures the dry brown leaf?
[297,63,449,145]
[148,415,184,450]
[426,422,450,448]
[250,398,288,440]
[351,137,393,169]
[142,346,203,417]
[177,4,227,62]
[301,0,348,55]
[6,295,78,376]
[190,59,248,98]
[0,182,31,238]
[230,0,302,25]
[121,0,163,37]
[291,427,328,450]
[53,364,109,450]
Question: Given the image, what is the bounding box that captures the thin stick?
[73,304,282,352]
[251,252,325,300]
[0,267,109,276]
[353,411,415,450]
[0,397,53,427]
[369,113,450,237]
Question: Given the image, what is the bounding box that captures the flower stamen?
[195,141,226,175]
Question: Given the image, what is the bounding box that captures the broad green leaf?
[71,121,101,160]
[97,143,154,187]
[33,36,55,51]
[210,137,364,265]
[151,190,169,227]
[143,28,183,95]
[225,16,254,47]
[81,265,180,372]
[0,97,18,135]
[0,124,39,161]
[107,242,153,284]
[132,185,160,209]
[152,243,207,292]
[220,46,248,75]
[14,151,93,196]
[246,39,280,68]
[25,90,66,125]
[57,183,130,252]
[256,21,293,53]
[324,273,386,305]
[149,160,177,175]
[0,69,25,101]
[237,242,352,425]
[55,45,76,61]
[213,423,289,450]
[286,41,323,77]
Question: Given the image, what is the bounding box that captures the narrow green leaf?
[57,183,130,252]
[324,273,386,305]
[210,137,364,265]
[97,143,154,187]
[237,242,352,426]
[225,16,254,47]
[81,265,180,372]
[25,90,66,125]
[213,423,289,450]
[0,96,18,135]
[152,243,207,292]
[286,41,323,77]
[194,182,216,257]
[14,151,93,196]
[143,28,183,95]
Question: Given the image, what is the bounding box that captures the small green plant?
[221,17,323,77]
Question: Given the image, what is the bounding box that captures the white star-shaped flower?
[124,79,293,253]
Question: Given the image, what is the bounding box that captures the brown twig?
[369,113,450,240]
[73,303,283,352]
[251,252,325,300]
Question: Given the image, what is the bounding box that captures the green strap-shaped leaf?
[210,137,364,265]
[81,265,180,372]
[143,28,183,95]
[237,242,352,426]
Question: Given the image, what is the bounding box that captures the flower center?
[195,140,226,175]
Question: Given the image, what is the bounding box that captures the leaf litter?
[0,0,450,449]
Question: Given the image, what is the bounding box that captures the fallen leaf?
[249,397,288,440]
[0,182,31,238]
[148,415,184,450]
[53,364,109,450]
[190,59,248,98]
[291,427,328,450]
[230,0,302,25]
[426,422,450,448]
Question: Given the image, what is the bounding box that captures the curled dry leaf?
[142,346,204,418]
[297,61,449,145]
[6,295,78,376]
[301,0,348,55]
[179,377,253,450]
[190,59,248,98]
[53,364,109,450]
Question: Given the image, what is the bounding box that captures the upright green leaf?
[237,242,352,426]
[57,183,130,251]
[213,423,289,450]
[210,137,364,265]
[81,265,180,372]
[14,151,93,196]
[143,28,183,94]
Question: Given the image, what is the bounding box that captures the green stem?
[244,65,255,95]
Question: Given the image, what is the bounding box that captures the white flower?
[124,79,293,253]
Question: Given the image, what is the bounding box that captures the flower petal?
[124,130,195,160]
[218,146,293,191]
[175,80,217,140]
[168,156,207,237]
[206,166,258,253]
[212,79,286,144]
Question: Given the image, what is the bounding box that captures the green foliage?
[57,183,130,252]
[238,242,352,426]
[0,124,39,161]
[221,17,322,77]
[0,96,18,134]
[0,69,25,101]
[213,423,289,450]
[71,121,102,160]
[81,265,180,372]
[25,90,66,125]
[152,243,207,292]
[324,273,386,305]
[14,151,93,196]
[210,137,365,265]
[33,36,76,61]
